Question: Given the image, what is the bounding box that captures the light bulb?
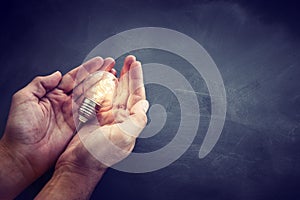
[78,71,118,123]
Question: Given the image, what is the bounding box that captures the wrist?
[0,137,37,176]
[56,160,107,178]
[0,139,36,199]
[36,164,106,199]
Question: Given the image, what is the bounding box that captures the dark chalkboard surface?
[0,0,299,199]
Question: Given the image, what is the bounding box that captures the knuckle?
[33,76,43,83]
[130,89,145,101]
[65,71,75,82]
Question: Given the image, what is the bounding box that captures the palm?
[3,57,114,175]
[56,56,148,171]
[6,91,71,169]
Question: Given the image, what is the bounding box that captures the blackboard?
[0,0,299,199]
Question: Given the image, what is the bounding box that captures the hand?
[0,57,115,198]
[35,55,148,199]
[57,55,148,171]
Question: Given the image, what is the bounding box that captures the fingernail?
[105,57,115,64]
[52,71,61,77]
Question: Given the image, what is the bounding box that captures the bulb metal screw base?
[78,98,100,123]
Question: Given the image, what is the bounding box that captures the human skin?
[0,56,116,199]
[35,55,149,199]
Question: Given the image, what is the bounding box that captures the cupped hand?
[0,57,115,177]
[55,55,149,175]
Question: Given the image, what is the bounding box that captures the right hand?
[55,55,149,175]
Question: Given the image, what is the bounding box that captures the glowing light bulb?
[78,71,118,123]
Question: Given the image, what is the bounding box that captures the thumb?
[26,71,62,99]
[130,99,149,114]
[117,100,149,138]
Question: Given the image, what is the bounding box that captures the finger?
[127,61,146,109]
[129,61,145,98]
[100,57,115,72]
[130,99,149,114]
[72,57,116,103]
[58,57,104,93]
[114,55,136,109]
[25,71,62,99]
[120,55,136,77]
[117,100,149,138]
[110,68,117,76]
